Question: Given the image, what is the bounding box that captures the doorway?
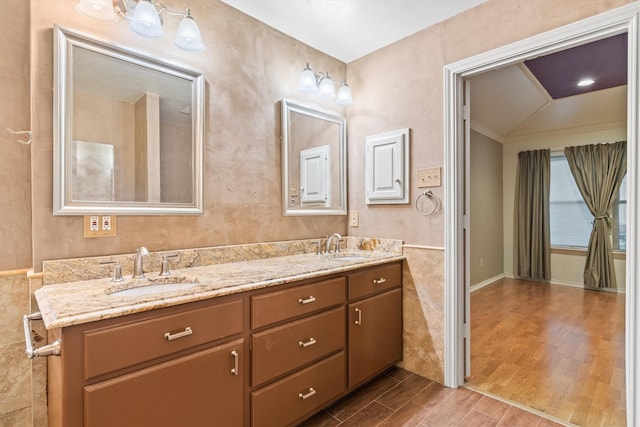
[443,3,640,426]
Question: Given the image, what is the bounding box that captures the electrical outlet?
[84,215,117,238]
[417,167,441,188]
[89,216,99,231]
[349,211,359,227]
[480,258,484,268]
[101,215,111,231]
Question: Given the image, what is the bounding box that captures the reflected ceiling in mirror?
[281,99,347,216]
[53,25,205,215]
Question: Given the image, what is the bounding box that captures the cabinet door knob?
[354,308,362,325]
[298,388,316,400]
[231,350,239,376]
[298,296,316,305]
[163,326,192,341]
[298,337,317,348]
[373,277,387,284]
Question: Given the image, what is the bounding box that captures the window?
[549,153,627,251]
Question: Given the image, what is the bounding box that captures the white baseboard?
[550,279,626,294]
[470,274,505,292]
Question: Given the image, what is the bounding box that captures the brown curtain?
[564,141,627,289]
[515,149,551,281]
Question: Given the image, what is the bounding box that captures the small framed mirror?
[53,25,205,215]
[281,99,347,216]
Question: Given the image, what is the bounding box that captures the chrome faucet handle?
[336,238,344,253]
[314,241,323,255]
[99,261,123,282]
[159,253,179,276]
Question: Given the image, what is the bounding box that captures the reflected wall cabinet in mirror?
[281,99,347,216]
[53,25,205,215]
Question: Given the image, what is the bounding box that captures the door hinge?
[463,214,470,230]
[463,104,470,121]
[464,322,470,338]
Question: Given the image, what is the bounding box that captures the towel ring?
[416,190,440,216]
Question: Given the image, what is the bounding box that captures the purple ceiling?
[524,33,627,99]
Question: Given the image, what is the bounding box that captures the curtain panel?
[564,141,627,289]
[515,149,551,281]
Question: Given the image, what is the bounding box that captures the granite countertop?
[35,250,405,330]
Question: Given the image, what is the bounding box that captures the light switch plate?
[349,211,359,227]
[417,167,441,188]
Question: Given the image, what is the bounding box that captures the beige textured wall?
[30,0,348,270]
[470,131,504,286]
[74,92,135,201]
[345,0,635,381]
[0,0,35,424]
[0,0,31,271]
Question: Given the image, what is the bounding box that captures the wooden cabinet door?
[84,339,244,427]
[348,289,402,388]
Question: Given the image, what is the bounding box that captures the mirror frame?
[53,25,205,215]
[281,98,347,216]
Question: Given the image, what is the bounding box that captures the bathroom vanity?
[33,248,403,427]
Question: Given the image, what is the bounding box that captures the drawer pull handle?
[354,308,362,326]
[231,350,239,376]
[298,338,317,348]
[373,277,387,284]
[298,296,316,305]
[298,388,316,400]
[163,327,192,341]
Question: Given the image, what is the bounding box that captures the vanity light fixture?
[76,0,205,52]
[298,63,353,106]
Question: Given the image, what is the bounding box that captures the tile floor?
[299,367,569,427]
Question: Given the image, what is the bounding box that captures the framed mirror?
[281,99,347,216]
[53,25,205,215]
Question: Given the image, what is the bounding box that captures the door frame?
[443,2,640,425]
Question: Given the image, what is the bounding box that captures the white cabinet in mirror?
[281,99,347,216]
[53,25,205,215]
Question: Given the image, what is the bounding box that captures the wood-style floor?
[467,278,626,427]
[301,366,565,426]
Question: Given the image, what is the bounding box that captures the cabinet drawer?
[251,277,345,328]
[252,307,345,387]
[84,299,243,380]
[349,262,401,300]
[251,351,346,427]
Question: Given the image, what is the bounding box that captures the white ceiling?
[219,0,488,63]
[468,64,627,141]
[218,0,626,138]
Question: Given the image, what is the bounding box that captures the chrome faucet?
[133,246,149,278]
[325,233,343,254]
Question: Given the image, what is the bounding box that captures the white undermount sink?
[107,276,200,297]
[109,283,200,297]
[331,254,369,262]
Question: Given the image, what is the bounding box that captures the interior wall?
[74,92,135,201]
[470,130,504,286]
[503,124,627,289]
[0,1,33,425]
[30,0,348,270]
[345,0,635,381]
[1,0,31,271]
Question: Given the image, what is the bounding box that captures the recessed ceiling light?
[577,78,595,87]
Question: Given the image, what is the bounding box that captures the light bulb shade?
[335,82,353,106]
[76,0,119,23]
[317,75,335,99]
[175,15,204,52]
[298,65,317,93]
[129,0,164,38]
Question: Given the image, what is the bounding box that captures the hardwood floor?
[466,278,626,426]
[301,367,566,426]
